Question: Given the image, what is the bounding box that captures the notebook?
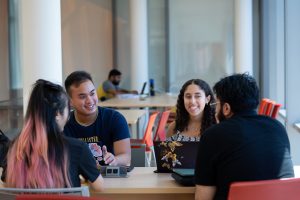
[171,168,195,186]
[153,141,199,173]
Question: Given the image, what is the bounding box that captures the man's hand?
[102,145,118,166]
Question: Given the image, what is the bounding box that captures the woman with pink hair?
[5,79,103,191]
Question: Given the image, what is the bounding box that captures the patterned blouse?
[166,130,200,142]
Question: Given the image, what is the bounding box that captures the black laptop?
[153,141,199,173]
[140,81,147,95]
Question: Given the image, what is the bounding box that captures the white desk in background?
[116,109,147,139]
[98,93,177,109]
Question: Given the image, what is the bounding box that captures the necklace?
[75,109,98,127]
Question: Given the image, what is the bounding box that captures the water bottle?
[149,79,155,96]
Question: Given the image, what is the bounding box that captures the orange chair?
[271,103,281,118]
[228,177,300,200]
[258,98,271,115]
[154,110,171,141]
[130,112,159,166]
[258,98,281,119]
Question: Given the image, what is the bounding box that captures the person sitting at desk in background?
[4,79,104,191]
[166,79,216,141]
[101,69,138,100]
[194,73,294,200]
[64,70,131,167]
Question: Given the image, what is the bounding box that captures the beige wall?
[61,0,113,88]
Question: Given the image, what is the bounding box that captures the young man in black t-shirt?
[194,73,294,200]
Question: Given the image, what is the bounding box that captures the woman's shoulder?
[63,136,86,149]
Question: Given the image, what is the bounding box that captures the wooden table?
[91,167,195,200]
[116,109,147,138]
[1,166,300,199]
[98,93,177,109]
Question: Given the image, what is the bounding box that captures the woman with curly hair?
[5,79,103,190]
[166,79,216,141]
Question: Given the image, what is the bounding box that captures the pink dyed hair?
[6,80,71,188]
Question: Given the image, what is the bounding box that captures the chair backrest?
[96,84,108,101]
[154,110,171,141]
[271,103,281,118]
[0,186,90,199]
[130,143,146,167]
[258,98,270,115]
[142,112,159,148]
[264,100,275,116]
[258,98,281,119]
[228,178,300,200]
[16,194,104,200]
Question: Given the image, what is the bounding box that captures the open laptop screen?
[154,141,199,173]
[140,81,147,95]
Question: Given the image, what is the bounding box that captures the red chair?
[130,111,159,151]
[228,177,300,200]
[154,110,171,141]
[271,103,281,118]
[258,98,271,115]
[265,100,275,116]
[130,112,159,166]
[258,98,281,119]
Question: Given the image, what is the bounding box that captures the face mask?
[112,80,120,86]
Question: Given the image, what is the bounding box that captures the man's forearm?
[195,185,216,200]
[115,153,131,166]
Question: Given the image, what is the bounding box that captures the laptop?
[140,81,147,95]
[153,141,199,173]
[139,82,148,100]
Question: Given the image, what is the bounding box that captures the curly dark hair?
[213,73,259,113]
[174,79,216,135]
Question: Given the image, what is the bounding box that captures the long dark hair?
[6,79,71,188]
[175,79,216,135]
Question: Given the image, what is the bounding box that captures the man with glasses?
[194,73,294,200]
